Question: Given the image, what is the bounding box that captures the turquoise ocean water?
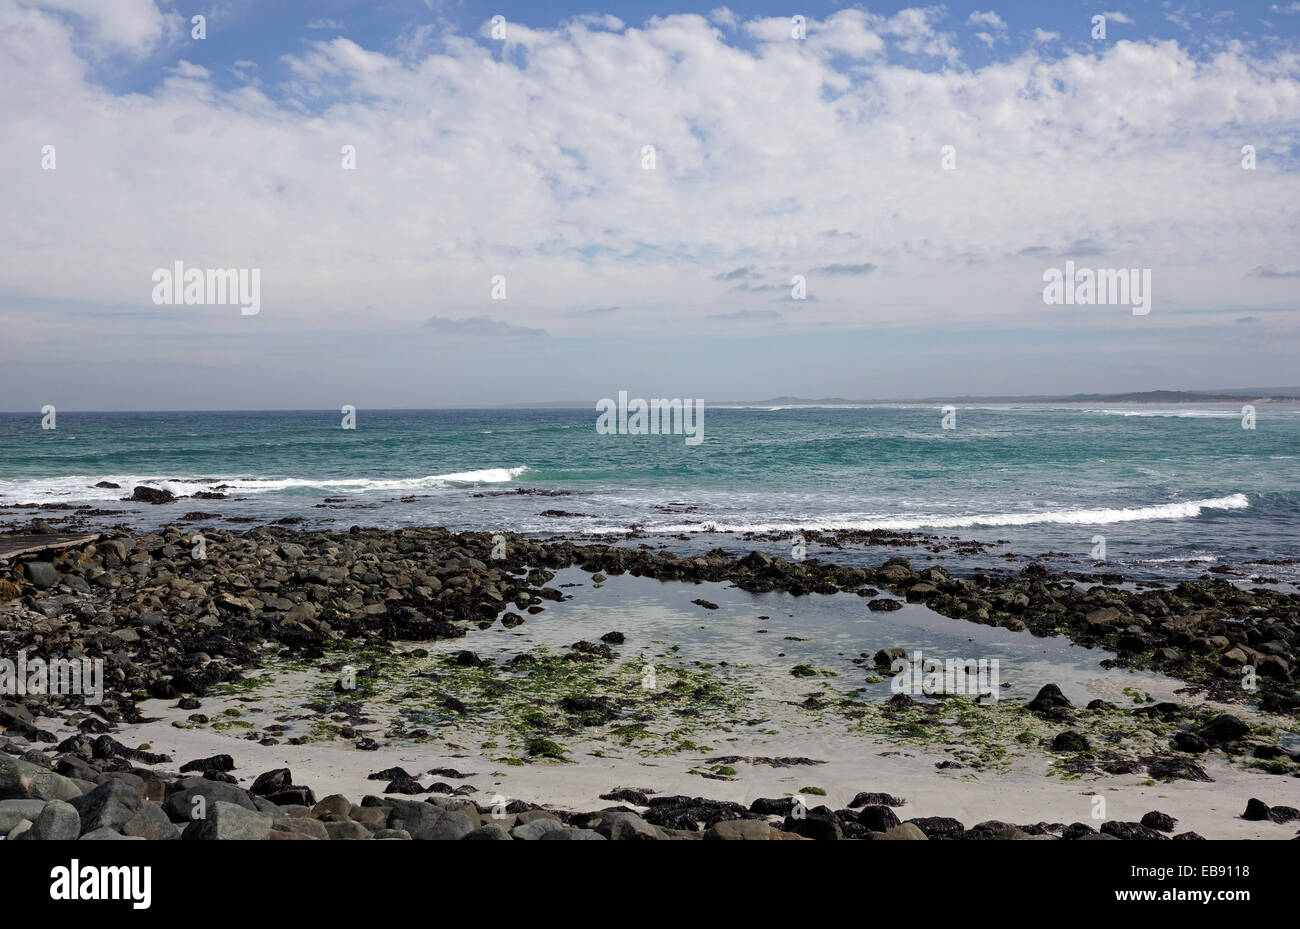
[1,404,1296,583]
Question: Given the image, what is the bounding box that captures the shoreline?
[2,526,1298,840]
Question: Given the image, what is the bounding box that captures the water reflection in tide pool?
[472,567,1184,707]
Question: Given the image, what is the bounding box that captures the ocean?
[2,403,1297,583]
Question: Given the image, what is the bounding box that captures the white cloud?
[709,7,738,29]
[0,5,1297,360]
[967,10,1006,30]
[1032,28,1060,42]
[307,18,344,30]
[1102,11,1136,25]
[16,0,179,57]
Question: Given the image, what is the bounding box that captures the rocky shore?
[1,525,1298,840]
[9,748,1295,840]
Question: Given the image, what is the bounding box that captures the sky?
[1,0,1298,410]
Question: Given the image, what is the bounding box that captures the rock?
[601,788,651,806]
[1062,822,1097,840]
[511,818,568,840]
[311,795,353,819]
[1172,731,1209,753]
[180,754,235,774]
[1253,745,1289,760]
[906,816,966,838]
[464,823,512,840]
[704,820,770,840]
[250,768,293,797]
[877,823,928,840]
[857,805,902,831]
[1083,607,1123,628]
[325,820,372,840]
[1258,655,1290,678]
[1267,806,1299,824]
[877,559,915,583]
[276,816,329,840]
[80,827,143,840]
[182,801,272,840]
[874,647,908,667]
[24,562,59,589]
[1052,730,1091,752]
[1144,756,1212,782]
[20,800,81,841]
[783,815,842,841]
[385,800,474,840]
[163,780,258,821]
[266,786,316,807]
[596,811,658,841]
[130,486,176,504]
[1101,821,1170,841]
[1026,684,1072,713]
[748,797,796,816]
[1140,811,1177,832]
[1198,714,1249,744]
[215,592,255,613]
[0,799,48,833]
[69,778,142,834]
[847,791,906,808]
[122,802,180,840]
[537,828,607,840]
[0,755,84,801]
[868,599,902,612]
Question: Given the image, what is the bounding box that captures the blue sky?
[1,0,1298,409]
[94,0,1300,95]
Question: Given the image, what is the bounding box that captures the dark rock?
[906,816,966,838]
[69,778,142,834]
[1100,821,1170,841]
[1171,731,1209,753]
[1026,684,1072,713]
[748,797,796,816]
[1242,798,1272,821]
[782,815,842,841]
[847,791,906,808]
[1140,811,1177,832]
[129,486,176,505]
[250,768,293,797]
[857,805,901,831]
[179,753,235,774]
[1268,806,1299,824]
[1198,714,1249,744]
[601,788,650,806]
[1051,730,1090,752]
[24,562,59,589]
